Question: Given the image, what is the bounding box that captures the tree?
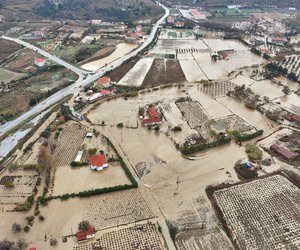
[88,148,97,155]
[282,85,291,95]
[245,143,262,160]
[60,104,72,121]
[78,220,90,232]
[0,239,15,250]
[50,239,58,246]
[12,223,22,233]
[16,238,28,250]
[138,107,145,116]
[37,145,51,175]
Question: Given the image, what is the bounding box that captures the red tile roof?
[76,226,96,241]
[270,144,298,160]
[148,107,160,119]
[98,77,110,84]
[76,231,87,241]
[292,114,300,123]
[35,58,45,63]
[90,154,107,167]
[29,248,37,250]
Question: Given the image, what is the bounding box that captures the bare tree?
[16,238,28,250]
[0,239,16,250]
[37,145,51,175]
[50,238,58,246]
[282,85,291,95]
[11,223,22,233]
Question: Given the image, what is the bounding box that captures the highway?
[0,3,169,137]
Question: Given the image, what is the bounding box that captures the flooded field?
[159,29,194,40]
[52,163,131,196]
[153,37,264,81]
[151,39,209,55]
[217,96,277,131]
[231,74,300,114]
[81,43,136,71]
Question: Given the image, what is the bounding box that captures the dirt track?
[141,59,186,88]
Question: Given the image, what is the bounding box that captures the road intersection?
[0,3,169,137]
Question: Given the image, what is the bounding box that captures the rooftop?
[35,58,45,63]
[98,77,110,84]
[147,107,160,119]
[90,154,107,167]
[270,144,298,160]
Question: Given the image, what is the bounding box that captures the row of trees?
[181,136,231,155]
[232,130,264,142]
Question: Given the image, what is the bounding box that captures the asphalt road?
[0,3,169,136]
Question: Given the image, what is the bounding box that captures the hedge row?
[39,184,136,204]
[70,161,89,167]
[234,130,264,142]
[223,35,249,46]
[39,134,138,205]
[105,136,138,187]
[181,136,231,155]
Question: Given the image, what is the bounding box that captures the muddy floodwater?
[81,43,136,71]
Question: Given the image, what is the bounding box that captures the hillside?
[163,0,300,8]
[0,0,163,21]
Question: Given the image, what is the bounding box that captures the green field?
[53,44,103,64]
[0,68,23,84]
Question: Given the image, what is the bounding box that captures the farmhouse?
[148,107,160,119]
[271,37,288,45]
[90,154,108,171]
[167,16,175,23]
[76,226,96,242]
[270,144,298,161]
[174,21,185,28]
[34,58,46,67]
[98,77,111,88]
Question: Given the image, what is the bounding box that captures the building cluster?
[210,49,235,61]
[125,25,145,44]
[75,77,115,104]
[165,14,186,28]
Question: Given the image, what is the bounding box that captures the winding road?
[0,2,170,137]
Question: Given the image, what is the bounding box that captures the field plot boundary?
[40,133,138,205]
[206,172,300,250]
[117,58,154,87]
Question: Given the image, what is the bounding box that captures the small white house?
[34,58,46,67]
